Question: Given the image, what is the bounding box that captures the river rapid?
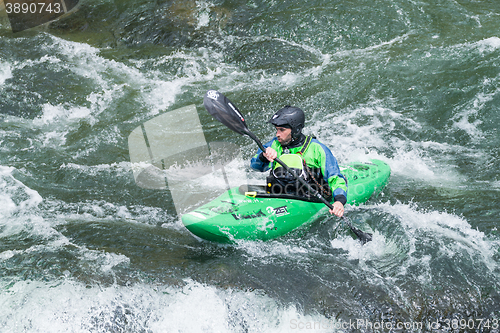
[1,0,500,332]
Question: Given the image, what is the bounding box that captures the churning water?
[1,0,500,332]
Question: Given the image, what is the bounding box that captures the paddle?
[342,216,372,244]
[203,90,373,244]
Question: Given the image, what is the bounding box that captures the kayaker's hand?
[263,147,277,162]
[329,201,344,217]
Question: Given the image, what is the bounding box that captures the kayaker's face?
[275,126,292,146]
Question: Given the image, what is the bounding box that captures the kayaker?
[250,106,347,217]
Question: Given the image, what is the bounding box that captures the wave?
[0,278,339,333]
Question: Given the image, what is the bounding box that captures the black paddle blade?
[351,227,373,245]
[342,216,373,245]
[203,90,252,137]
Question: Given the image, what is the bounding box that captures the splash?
[0,165,42,218]
[0,278,336,332]
[0,61,12,85]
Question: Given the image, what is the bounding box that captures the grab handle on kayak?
[245,191,257,197]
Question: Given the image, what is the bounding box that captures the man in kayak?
[250,106,347,218]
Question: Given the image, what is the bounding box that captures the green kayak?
[181,159,390,243]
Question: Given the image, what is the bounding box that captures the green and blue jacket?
[250,135,348,205]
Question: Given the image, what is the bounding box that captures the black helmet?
[268,106,305,140]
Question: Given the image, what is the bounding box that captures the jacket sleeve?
[250,138,277,172]
[316,141,348,205]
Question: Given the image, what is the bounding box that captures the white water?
[2,3,500,330]
[1,278,340,333]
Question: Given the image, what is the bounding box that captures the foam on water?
[0,278,337,333]
[195,0,213,29]
[59,161,132,177]
[203,33,333,93]
[389,145,463,184]
[384,203,497,266]
[330,230,390,262]
[35,103,91,126]
[0,165,42,218]
[307,98,464,186]
[332,202,500,287]
[473,36,500,54]
[3,35,218,132]
[324,201,500,323]
[0,166,73,275]
[0,166,18,217]
[47,197,173,228]
[0,164,136,282]
[0,60,12,85]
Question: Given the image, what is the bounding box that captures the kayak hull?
[181,159,391,243]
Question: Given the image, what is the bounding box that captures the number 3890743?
[5,2,62,14]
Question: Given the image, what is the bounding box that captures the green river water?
[1,0,500,332]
